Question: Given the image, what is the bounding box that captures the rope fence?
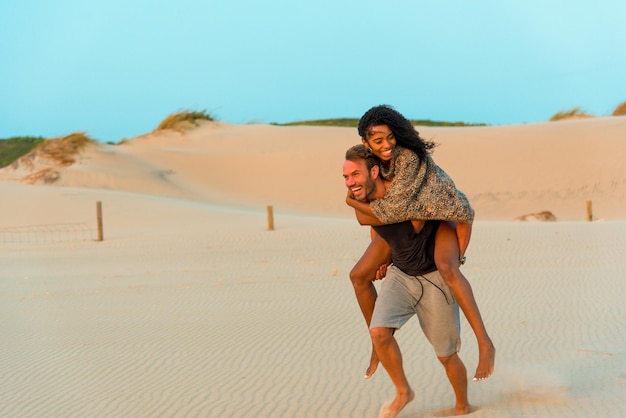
[0,223,97,243]
[1,201,104,244]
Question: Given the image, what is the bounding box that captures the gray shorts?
[370,266,461,358]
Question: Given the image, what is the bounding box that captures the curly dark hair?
[357,105,436,160]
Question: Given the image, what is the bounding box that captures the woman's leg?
[434,221,495,381]
[350,235,391,378]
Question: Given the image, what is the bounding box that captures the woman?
[347,105,495,382]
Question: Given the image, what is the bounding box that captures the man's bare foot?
[473,340,496,381]
[434,405,476,417]
[455,403,472,415]
[378,389,415,418]
[365,348,379,379]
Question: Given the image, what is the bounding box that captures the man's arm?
[456,222,472,258]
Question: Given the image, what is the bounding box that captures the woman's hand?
[345,189,358,207]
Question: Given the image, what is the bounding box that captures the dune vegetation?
[275,118,486,127]
[1,100,625,169]
[0,136,45,168]
[154,109,215,132]
[31,132,95,167]
[612,100,626,116]
[549,107,594,121]
[1,133,95,170]
[1,132,95,184]
[549,100,626,121]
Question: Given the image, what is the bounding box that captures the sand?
[1,117,625,417]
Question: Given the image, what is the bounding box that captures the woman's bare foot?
[365,348,379,379]
[378,388,415,418]
[473,340,495,381]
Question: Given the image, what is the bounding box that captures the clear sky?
[2,0,625,142]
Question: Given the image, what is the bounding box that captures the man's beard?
[362,177,377,202]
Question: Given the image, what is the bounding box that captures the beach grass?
[549,107,593,121]
[12,132,94,170]
[155,109,214,132]
[36,132,95,166]
[612,100,626,116]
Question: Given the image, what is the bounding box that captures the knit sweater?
[370,146,474,224]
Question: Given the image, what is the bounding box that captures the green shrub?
[0,136,45,168]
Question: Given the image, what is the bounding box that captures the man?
[343,145,471,417]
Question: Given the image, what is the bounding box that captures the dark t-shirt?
[371,220,439,276]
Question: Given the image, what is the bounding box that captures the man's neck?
[370,178,390,201]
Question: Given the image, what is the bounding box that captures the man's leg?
[370,327,415,418]
[369,266,423,417]
[438,353,471,415]
[416,270,471,414]
[350,235,391,378]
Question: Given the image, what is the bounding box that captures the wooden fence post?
[96,201,104,241]
[585,200,592,222]
[267,205,274,231]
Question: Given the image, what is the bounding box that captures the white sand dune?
[3,117,624,220]
[1,117,625,417]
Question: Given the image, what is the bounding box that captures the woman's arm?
[346,193,384,226]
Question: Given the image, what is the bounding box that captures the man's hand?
[374,263,388,280]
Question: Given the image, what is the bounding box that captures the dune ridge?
[2,117,625,220]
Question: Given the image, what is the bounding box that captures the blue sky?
[2,0,625,142]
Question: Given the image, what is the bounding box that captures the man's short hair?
[345,144,379,171]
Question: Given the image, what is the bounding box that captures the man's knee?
[370,327,394,345]
[437,352,458,366]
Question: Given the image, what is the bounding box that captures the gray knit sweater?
[370,146,474,224]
